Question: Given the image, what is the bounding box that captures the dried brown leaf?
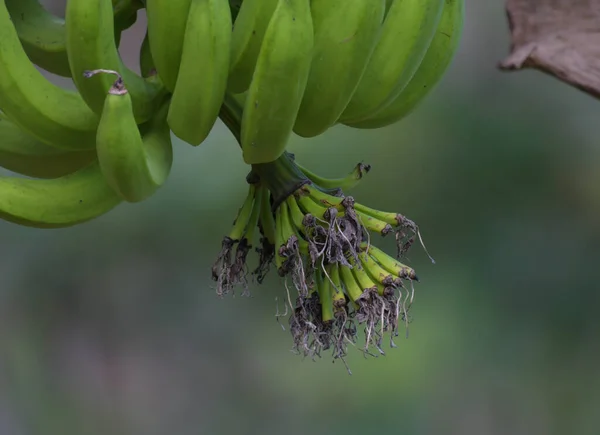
[500,0,600,98]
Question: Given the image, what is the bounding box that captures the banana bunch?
[0,0,464,365]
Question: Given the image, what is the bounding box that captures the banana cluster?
[0,0,462,364]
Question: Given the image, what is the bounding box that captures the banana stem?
[83,69,128,95]
[251,153,310,211]
[218,94,242,144]
[218,96,310,208]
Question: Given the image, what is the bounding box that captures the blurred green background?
[2,2,600,434]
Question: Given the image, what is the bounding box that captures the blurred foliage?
[1,2,600,435]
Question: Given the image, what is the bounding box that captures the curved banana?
[293,0,386,138]
[0,1,98,150]
[228,0,279,94]
[95,73,173,203]
[145,0,191,93]
[0,113,96,179]
[0,160,122,228]
[241,0,314,165]
[168,0,232,146]
[339,0,444,124]
[66,0,166,124]
[348,0,464,129]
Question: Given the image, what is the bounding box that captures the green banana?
[95,73,173,203]
[0,113,96,179]
[66,0,165,124]
[348,0,465,129]
[293,0,386,138]
[0,160,122,228]
[339,0,444,124]
[241,0,314,165]
[227,0,279,94]
[168,0,232,146]
[4,0,142,78]
[145,0,192,93]
[0,0,98,150]
[139,31,156,78]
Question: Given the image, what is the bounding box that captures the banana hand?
[167,0,232,146]
[94,72,173,203]
[241,0,314,164]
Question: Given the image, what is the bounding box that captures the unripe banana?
[95,73,173,203]
[0,160,121,228]
[339,0,445,124]
[0,113,96,179]
[293,0,386,138]
[228,0,279,94]
[168,0,232,146]
[66,0,166,124]
[0,0,98,150]
[145,0,192,93]
[241,0,313,165]
[349,0,465,129]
